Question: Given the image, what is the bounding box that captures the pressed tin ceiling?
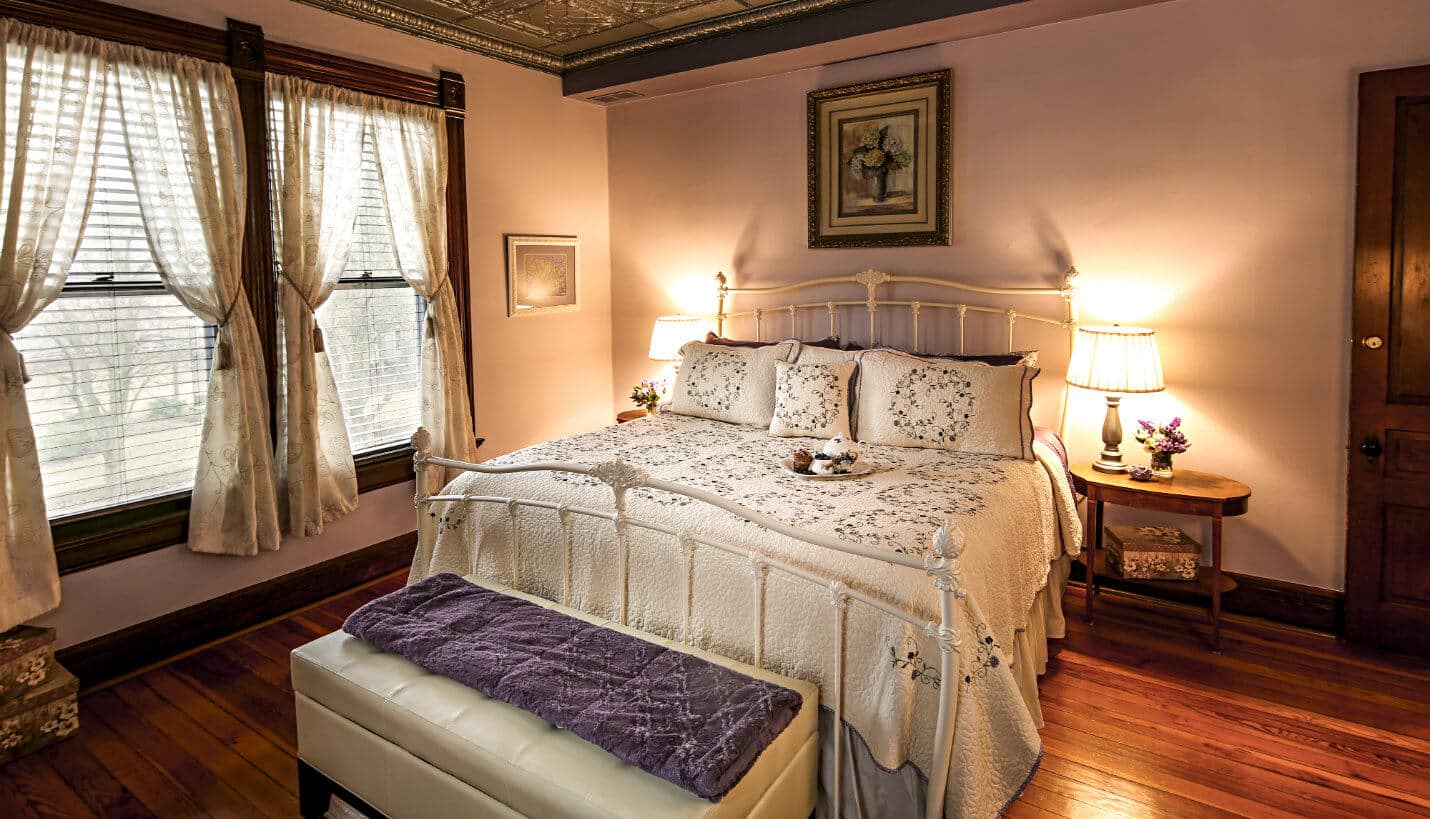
[292,0,871,73]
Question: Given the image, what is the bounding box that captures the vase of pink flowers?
[1134,417,1189,479]
[629,379,665,415]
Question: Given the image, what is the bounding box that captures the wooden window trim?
[5,0,479,574]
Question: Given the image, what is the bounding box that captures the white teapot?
[812,435,861,474]
[822,434,860,462]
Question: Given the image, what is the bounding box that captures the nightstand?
[616,409,651,424]
[1070,463,1252,651]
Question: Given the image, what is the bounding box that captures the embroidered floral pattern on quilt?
[889,637,941,686]
[889,366,977,446]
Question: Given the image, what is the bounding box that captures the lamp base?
[1092,394,1129,473]
[1092,456,1129,473]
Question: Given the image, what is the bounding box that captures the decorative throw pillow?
[768,360,855,439]
[857,350,1038,459]
[668,340,796,426]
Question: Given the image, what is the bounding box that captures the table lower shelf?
[1076,550,1237,605]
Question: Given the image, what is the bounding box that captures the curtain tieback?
[0,329,31,384]
[429,274,451,301]
[278,272,327,353]
[212,289,247,372]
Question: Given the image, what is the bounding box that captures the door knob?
[1361,436,1383,458]
[1360,335,1383,349]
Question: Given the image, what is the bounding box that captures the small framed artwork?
[505,234,579,317]
[807,70,951,248]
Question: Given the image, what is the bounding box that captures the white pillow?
[769,360,855,439]
[856,350,1038,459]
[668,341,796,426]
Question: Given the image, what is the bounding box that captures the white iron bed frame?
[409,267,1080,819]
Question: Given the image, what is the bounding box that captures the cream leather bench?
[291,576,819,818]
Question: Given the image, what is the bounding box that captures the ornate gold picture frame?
[505,234,579,317]
[807,70,951,248]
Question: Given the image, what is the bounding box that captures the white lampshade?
[648,315,711,361]
[1066,325,1165,393]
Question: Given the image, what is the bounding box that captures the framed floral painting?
[807,70,951,248]
[505,234,579,317]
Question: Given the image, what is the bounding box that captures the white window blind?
[268,100,424,456]
[14,99,212,519]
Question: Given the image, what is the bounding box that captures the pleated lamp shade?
[648,315,712,361]
[1067,325,1165,393]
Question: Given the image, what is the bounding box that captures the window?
[317,142,425,455]
[266,100,426,457]
[15,102,212,519]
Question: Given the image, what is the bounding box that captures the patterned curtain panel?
[0,20,110,630]
[368,97,477,486]
[267,74,364,536]
[111,44,280,556]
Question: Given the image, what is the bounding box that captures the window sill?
[53,444,425,575]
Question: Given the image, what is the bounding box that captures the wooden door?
[1346,64,1430,655]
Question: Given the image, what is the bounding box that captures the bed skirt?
[818,552,1070,818]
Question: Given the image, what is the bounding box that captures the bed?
[407,268,1084,819]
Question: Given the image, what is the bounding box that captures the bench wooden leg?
[298,759,334,818]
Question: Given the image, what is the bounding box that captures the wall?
[36,0,614,648]
[608,0,1430,591]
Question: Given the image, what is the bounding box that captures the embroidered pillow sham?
[768,360,855,439]
[668,340,797,426]
[856,350,1038,459]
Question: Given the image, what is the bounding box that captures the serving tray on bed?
[777,457,877,479]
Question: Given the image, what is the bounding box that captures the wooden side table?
[1070,463,1252,651]
[616,409,651,424]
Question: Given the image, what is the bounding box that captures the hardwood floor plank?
[1033,753,1238,819]
[35,737,152,818]
[85,688,264,819]
[0,770,41,819]
[77,704,208,818]
[1043,660,1430,801]
[168,646,298,754]
[0,746,100,819]
[142,669,298,796]
[108,677,292,817]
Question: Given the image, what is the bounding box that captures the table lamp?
[648,315,711,363]
[1066,325,1165,473]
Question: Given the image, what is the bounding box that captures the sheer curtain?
[267,75,364,536]
[112,44,280,556]
[0,21,109,630]
[368,97,476,486]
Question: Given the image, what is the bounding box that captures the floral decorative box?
[1105,525,1201,581]
[0,626,54,703]
[0,662,78,765]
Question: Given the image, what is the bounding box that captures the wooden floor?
[2,576,1429,818]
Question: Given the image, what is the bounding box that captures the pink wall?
[608,0,1430,591]
[36,0,613,648]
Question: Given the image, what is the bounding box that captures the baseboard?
[57,531,416,688]
[1070,561,1343,633]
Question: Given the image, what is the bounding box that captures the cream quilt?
[410,413,1081,818]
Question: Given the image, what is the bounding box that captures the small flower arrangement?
[629,379,664,413]
[1134,417,1189,477]
[847,125,913,177]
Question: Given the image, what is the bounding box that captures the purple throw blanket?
[342,573,803,801]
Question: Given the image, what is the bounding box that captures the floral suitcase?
[0,626,54,703]
[1105,524,1201,581]
[0,663,78,765]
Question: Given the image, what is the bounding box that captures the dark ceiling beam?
[561,0,1028,96]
